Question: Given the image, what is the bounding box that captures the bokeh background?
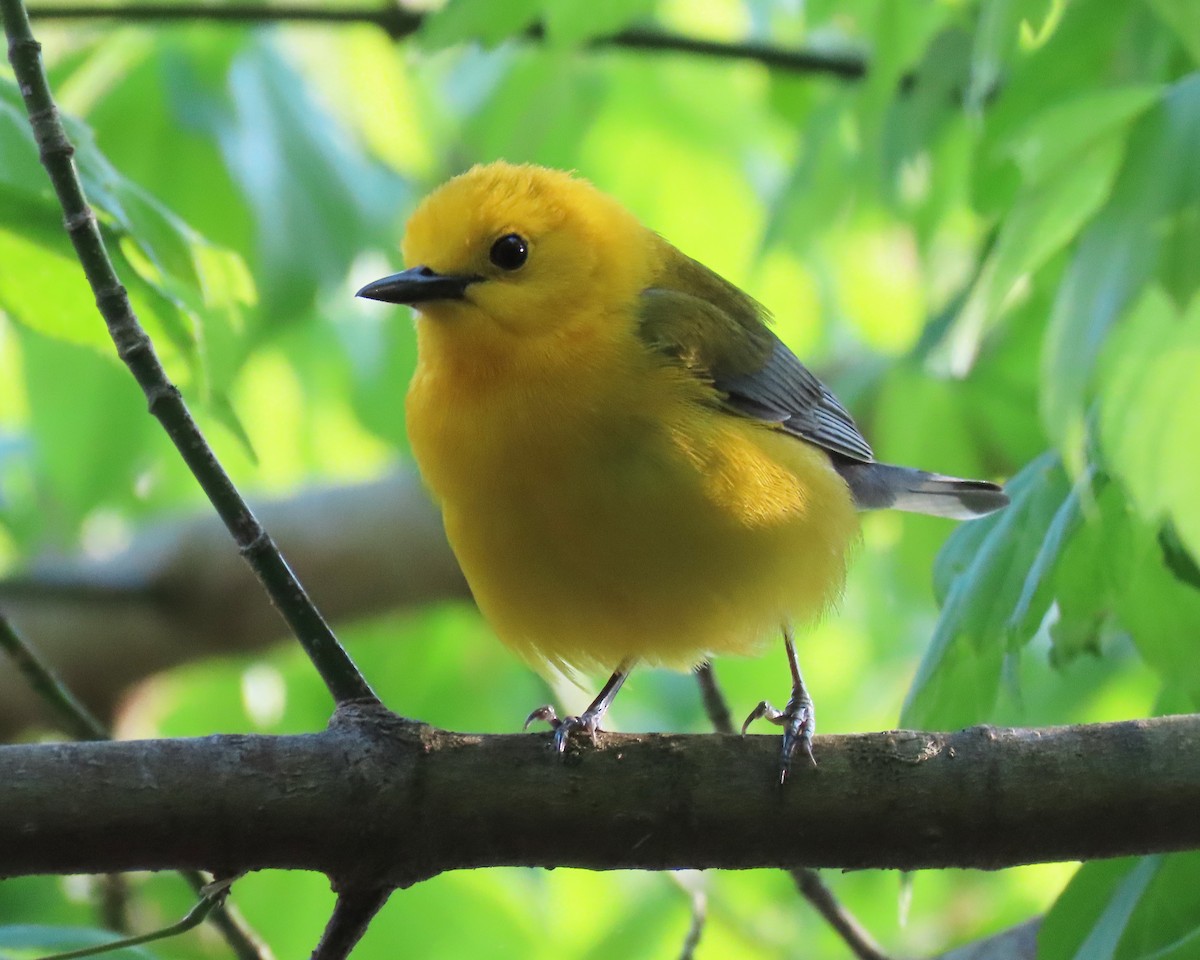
[2,0,1199,957]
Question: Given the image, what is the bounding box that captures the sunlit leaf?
[419,0,542,50]
[211,39,409,323]
[1144,0,1200,65]
[540,0,657,46]
[902,451,1069,730]
[1112,851,1200,960]
[0,924,156,960]
[1040,857,1161,960]
[1100,288,1200,559]
[1041,75,1200,455]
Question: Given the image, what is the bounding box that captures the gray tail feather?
[836,462,1009,520]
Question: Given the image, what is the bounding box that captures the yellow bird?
[358,162,1007,779]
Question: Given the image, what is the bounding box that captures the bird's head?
[357,162,653,345]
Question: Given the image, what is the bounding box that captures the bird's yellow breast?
[406,314,860,675]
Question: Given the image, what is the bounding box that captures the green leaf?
[79,33,255,261]
[0,75,253,382]
[1100,288,1200,561]
[0,210,113,351]
[1007,86,1162,187]
[1113,851,1200,959]
[540,0,657,46]
[0,925,157,960]
[966,0,1057,113]
[1003,468,1092,650]
[419,0,542,50]
[902,451,1071,730]
[1040,857,1161,960]
[211,39,409,323]
[462,48,607,170]
[947,86,1161,374]
[1041,853,1200,960]
[1110,512,1200,697]
[1042,483,1123,666]
[1144,0,1200,65]
[1041,74,1200,454]
[17,328,157,535]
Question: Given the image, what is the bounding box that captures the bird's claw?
[524,705,603,753]
[741,698,816,784]
[523,704,559,731]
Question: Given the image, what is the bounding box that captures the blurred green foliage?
[1,0,1198,957]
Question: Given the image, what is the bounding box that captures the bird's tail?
[836,462,1008,520]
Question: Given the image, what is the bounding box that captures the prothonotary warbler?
[358,162,1008,781]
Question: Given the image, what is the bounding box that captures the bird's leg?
[524,660,633,754]
[741,623,816,783]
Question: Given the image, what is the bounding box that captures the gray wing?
[719,337,874,463]
[637,285,874,464]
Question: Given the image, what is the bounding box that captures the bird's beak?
[355,266,480,305]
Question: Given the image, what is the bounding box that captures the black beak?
[355,266,480,305]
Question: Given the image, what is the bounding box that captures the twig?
[97,873,130,935]
[694,664,891,960]
[2,0,376,708]
[311,887,392,960]
[0,609,273,959]
[24,4,868,79]
[694,662,736,735]
[673,874,707,960]
[180,871,275,960]
[791,870,891,960]
[0,606,107,740]
[31,882,230,960]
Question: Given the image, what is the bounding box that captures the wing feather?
[636,253,873,464]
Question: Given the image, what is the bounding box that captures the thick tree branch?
[0,601,273,960]
[2,706,1198,883]
[23,5,868,79]
[696,665,891,960]
[0,471,464,738]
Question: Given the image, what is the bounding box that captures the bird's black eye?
[489,233,528,271]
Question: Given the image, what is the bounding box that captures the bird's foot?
[523,704,604,754]
[741,696,816,784]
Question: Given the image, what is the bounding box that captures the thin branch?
[32,882,230,960]
[0,605,107,740]
[311,887,392,960]
[0,472,464,740]
[694,663,735,735]
[0,609,273,960]
[2,0,376,707]
[791,870,891,960]
[695,664,891,960]
[24,4,868,79]
[4,708,1199,881]
[674,876,706,960]
[180,871,275,960]
[97,873,131,935]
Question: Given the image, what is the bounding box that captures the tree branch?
[2,0,376,708]
[0,601,273,960]
[695,664,892,960]
[3,706,1198,883]
[311,887,391,960]
[0,605,107,741]
[0,471,464,738]
[23,4,868,79]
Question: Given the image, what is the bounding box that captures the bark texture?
[2,705,1197,885]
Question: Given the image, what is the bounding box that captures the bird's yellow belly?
[409,364,860,675]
